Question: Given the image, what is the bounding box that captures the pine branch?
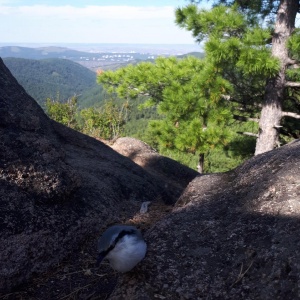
[233,115,259,122]
[286,95,300,110]
[282,111,300,119]
[285,81,300,87]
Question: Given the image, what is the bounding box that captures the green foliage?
[145,115,257,172]
[98,3,287,172]
[80,100,129,140]
[46,96,128,140]
[286,68,300,82]
[289,33,300,52]
[181,1,300,150]
[98,55,253,172]
[179,5,280,80]
[175,4,247,42]
[123,95,160,137]
[99,56,233,111]
[46,95,78,129]
[79,84,108,109]
[176,3,300,147]
[195,0,278,22]
[287,28,300,61]
[237,47,280,77]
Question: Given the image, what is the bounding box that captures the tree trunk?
[255,0,298,155]
[197,153,204,173]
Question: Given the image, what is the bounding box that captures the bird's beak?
[96,253,105,267]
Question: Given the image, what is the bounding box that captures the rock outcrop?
[111,137,199,200]
[111,139,300,299]
[2,55,300,299]
[0,58,195,293]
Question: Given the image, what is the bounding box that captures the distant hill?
[0,46,97,60]
[0,45,204,72]
[3,57,105,108]
[2,49,205,109]
[177,52,205,59]
[0,46,156,72]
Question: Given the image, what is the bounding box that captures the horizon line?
[0,42,199,45]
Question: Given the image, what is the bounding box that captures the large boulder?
[111,137,199,200]
[0,58,192,293]
[110,139,300,299]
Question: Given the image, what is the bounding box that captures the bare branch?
[221,94,262,106]
[237,131,258,137]
[288,63,300,69]
[282,111,300,119]
[287,58,300,67]
[285,81,300,87]
[132,87,150,96]
[221,94,231,101]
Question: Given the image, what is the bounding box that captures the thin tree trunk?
[197,153,204,173]
[255,0,298,155]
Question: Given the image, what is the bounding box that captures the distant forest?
[3,57,106,109]
[3,52,204,109]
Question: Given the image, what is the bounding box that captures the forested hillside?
[0,46,90,60]
[3,57,105,108]
[2,51,204,109]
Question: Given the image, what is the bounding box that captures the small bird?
[97,224,147,273]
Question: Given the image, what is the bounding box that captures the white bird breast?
[106,234,147,272]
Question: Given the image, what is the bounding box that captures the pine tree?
[98,56,234,172]
[176,0,300,154]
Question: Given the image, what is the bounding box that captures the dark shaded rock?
[111,137,199,200]
[110,140,300,300]
[0,58,190,293]
[0,58,79,205]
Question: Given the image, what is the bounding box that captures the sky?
[0,0,210,45]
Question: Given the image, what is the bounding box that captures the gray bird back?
[97,225,142,254]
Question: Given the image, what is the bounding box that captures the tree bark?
[255,0,298,155]
[197,153,205,173]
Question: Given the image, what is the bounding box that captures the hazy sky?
[0,0,210,45]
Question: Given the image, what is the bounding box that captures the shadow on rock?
[0,58,196,295]
[110,140,300,300]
